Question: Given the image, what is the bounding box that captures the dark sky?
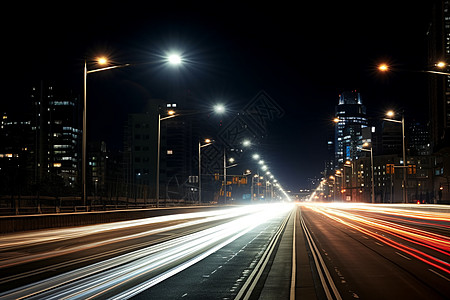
[2,1,435,191]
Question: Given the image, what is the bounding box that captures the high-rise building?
[334,90,368,165]
[408,121,431,156]
[31,81,81,187]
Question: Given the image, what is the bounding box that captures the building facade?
[123,101,199,202]
[31,81,81,188]
[427,0,450,203]
[334,90,368,165]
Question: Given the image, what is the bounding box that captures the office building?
[334,90,368,165]
[123,101,198,201]
[31,81,81,187]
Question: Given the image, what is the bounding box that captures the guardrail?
[0,195,210,216]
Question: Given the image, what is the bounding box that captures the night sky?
[2,1,435,191]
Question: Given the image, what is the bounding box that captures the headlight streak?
[0,207,265,268]
[301,203,450,276]
[0,207,254,250]
[0,204,294,300]
[314,207,450,254]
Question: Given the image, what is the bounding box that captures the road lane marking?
[235,209,293,300]
[428,268,450,282]
[395,252,411,260]
[301,216,342,300]
[375,242,384,247]
[290,208,296,300]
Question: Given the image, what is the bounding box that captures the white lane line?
[428,269,450,282]
[290,208,297,300]
[301,216,342,300]
[395,252,411,261]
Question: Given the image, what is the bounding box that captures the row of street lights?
[250,153,290,201]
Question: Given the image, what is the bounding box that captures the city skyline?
[2,2,435,191]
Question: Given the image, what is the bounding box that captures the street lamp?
[83,57,131,209]
[82,54,182,209]
[223,150,238,204]
[157,104,224,207]
[378,63,389,72]
[358,142,375,204]
[378,62,450,76]
[213,104,225,114]
[199,138,213,204]
[384,110,407,203]
[156,110,178,207]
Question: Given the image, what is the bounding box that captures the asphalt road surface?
[0,204,293,299]
[1,203,448,300]
[298,203,450,300]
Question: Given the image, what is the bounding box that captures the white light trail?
[0,203,294,300]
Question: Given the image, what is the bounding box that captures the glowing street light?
[199,138,213,204]
[386,110,395,118]
[167,53,182,65]
[214,104,226,114]
[158,104,224,206]
[384,110,407,203]
[82,57,132,208]
[436,61,446,68]
[83,53,183,209]
[358,142,375,204]
[97,57,108,65]
[378,63,389,72]
[242,139,251,147]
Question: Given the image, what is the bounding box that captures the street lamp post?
[82,54,182,209]
[198,139,212,204]
[156,110,177,207]
[223,149,227,204]
[344,160,354,201]
[82,59,131,209]
[222,151,238,204]
[359,143,375,203]
[384,111,407,203]
[157,106,224,207]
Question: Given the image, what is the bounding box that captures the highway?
[1,203,449,299]
[298,203,450,300]
[0,204,294,299]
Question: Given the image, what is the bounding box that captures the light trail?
[0,206,278,268]
[0,207,256,250]
[300,203,450,276]
[0,203,294,300]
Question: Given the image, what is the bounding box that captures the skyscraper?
[334,90,368,165]
[31,81,81,187]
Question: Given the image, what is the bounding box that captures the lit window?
[167,150,173,155]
